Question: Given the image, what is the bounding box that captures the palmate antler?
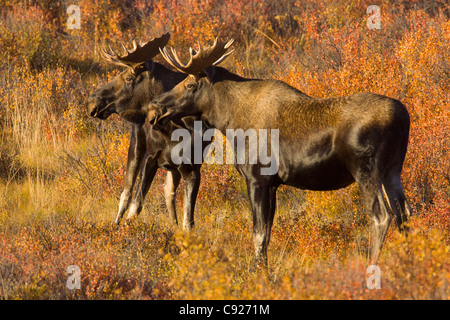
[101,33,171,68]
[159,37,235,74]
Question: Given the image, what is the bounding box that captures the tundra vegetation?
[0,0,448,299]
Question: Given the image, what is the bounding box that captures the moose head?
[86,33,172,123]
[148,37,235,126]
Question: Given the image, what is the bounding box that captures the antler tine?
[105,45,120,61]
[132,39,138,52]
[100,48,110,61]
[100,33,171,68]
[187,37,234,72]
[171,47,188,68]
[121,43,129,55]
[224,38,234,49]
[212,48,235,66]
[101,47,129,68]
[211,37,218,49]
[159,47,184,72]
[212,38,235,66]
[109,45,118,57]
[159,37,235,75]
[159,47,172,65]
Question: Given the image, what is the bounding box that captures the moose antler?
[101,33,171,68]
[159,37,235,74]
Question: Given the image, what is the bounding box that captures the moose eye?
[186,83,197,90]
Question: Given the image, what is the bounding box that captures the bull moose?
[86,33,207,230]
[148,38,412,266]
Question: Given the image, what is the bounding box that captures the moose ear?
[203,66,216,80]
[133,61,154,76]
[145,60,155,73]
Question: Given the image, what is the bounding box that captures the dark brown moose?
[149,38,412,266]
[86,34,205,230]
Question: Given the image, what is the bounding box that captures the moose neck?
[120,63,186,124]
[200,67,312,133]
[149,62,187,95]
[200,67,255,131]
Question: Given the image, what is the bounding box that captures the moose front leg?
[126,154,159,220]
[180,167,201,231]
[164,170,181,225]
[246,179,278,268]
[114,125,146,225]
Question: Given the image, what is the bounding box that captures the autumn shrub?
[0,213,176,299]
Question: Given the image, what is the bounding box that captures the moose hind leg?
[358,178,392,263]
[114,126,146,225]
[382,173,412,235]
[247,180,277,268]
[115,160,141,224]
[126,157,158,220]
[181,168,201,231]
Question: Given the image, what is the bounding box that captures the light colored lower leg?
[382,181,411,230]
[126,202,139,219]
[371,194,392,263]
[382,184,392,212]
[253,232,268,267]
[182,201,194,231]
[114,190,131,224]
[164,172,178,224]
